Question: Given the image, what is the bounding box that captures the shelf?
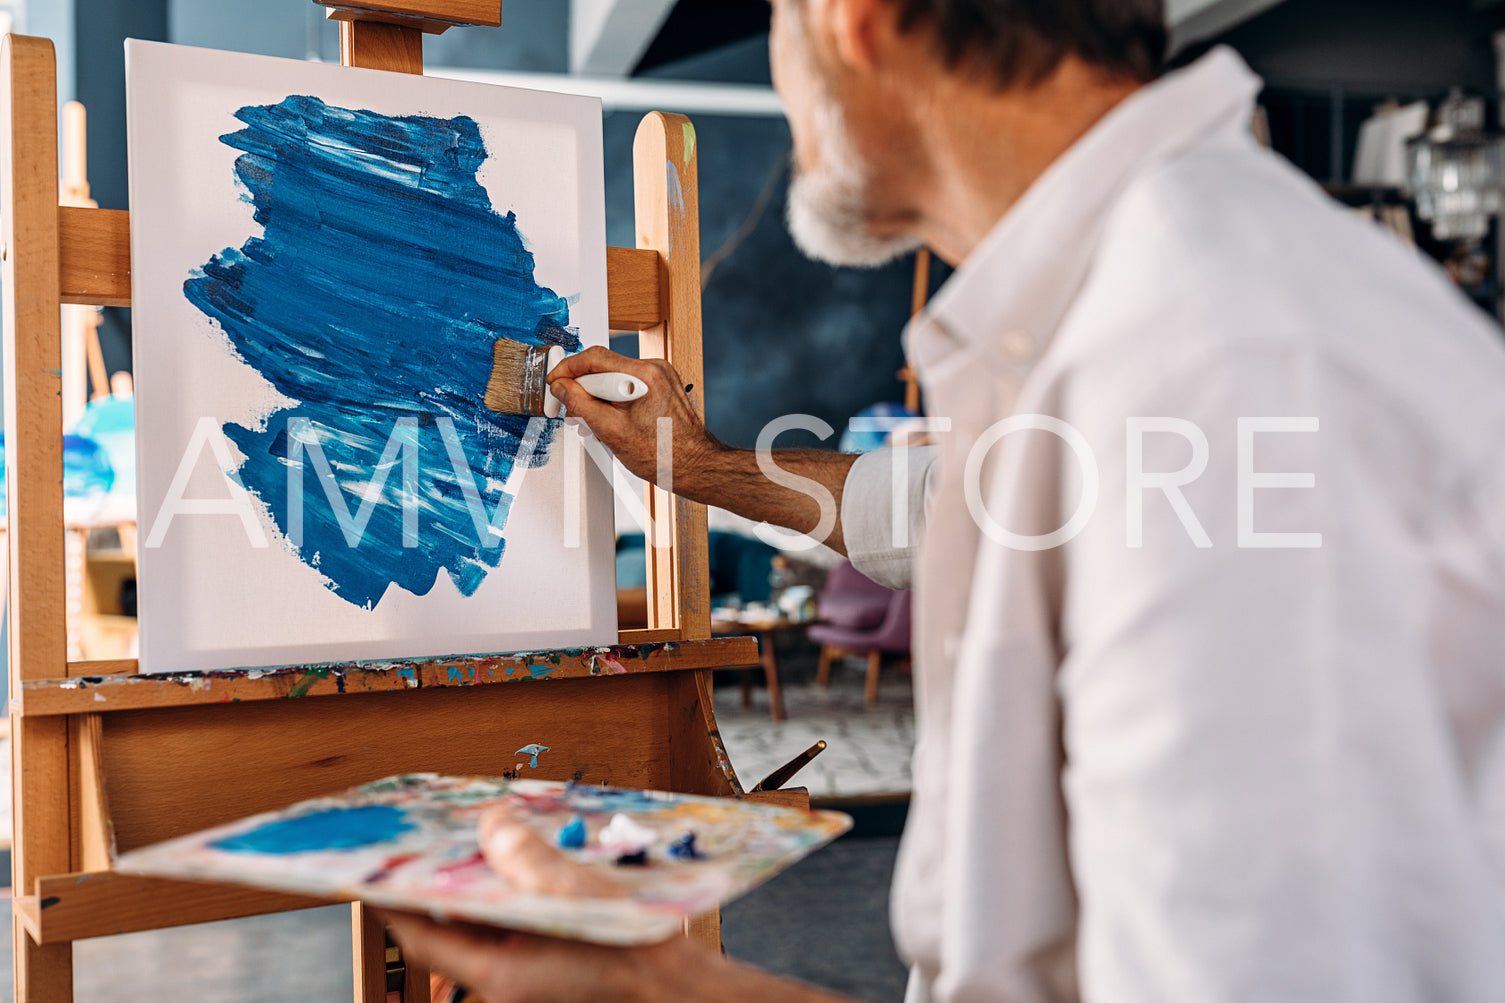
[15,872,332,944]
[18,634,759,716]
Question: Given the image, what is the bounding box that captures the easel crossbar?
[57,205,668,330]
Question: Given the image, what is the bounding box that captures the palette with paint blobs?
[114,774,851,945]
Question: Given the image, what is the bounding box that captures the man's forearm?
[648,937,865,1003]
[672,445,858,556]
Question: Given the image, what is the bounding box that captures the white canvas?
[126,41,616,674]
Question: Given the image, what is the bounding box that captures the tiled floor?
[714,658,915,801]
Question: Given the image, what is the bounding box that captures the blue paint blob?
[212,805,414,854]
[62,434,114,500]
[70,396,136,499]
[667,832,702,860]
[557,814,587,849]
[184,96,582,608]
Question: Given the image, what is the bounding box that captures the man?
[389,1,1505,1000]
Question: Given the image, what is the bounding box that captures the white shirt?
[841,49,1505,1003]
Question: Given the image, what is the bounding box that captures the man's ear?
[827,0,895,73]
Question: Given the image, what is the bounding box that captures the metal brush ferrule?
[520,344,551,416]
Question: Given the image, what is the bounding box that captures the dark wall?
[76,0,168,211]
[1189,0,1505,183]
[1220,0,1505,93]
[75,0,169,378]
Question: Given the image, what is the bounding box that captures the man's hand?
[384,805,704,1003]
[544,346,859,555]
[547,347,723,494]
[384,910,705,1003]
[382,808,862,1003]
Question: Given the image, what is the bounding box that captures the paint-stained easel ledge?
[17,635,760,717]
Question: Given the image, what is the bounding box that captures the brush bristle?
[484,339,547,416]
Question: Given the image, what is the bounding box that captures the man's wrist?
[672,437,742,505]
[624,935,728,1003]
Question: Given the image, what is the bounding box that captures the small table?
[711,615,807,722]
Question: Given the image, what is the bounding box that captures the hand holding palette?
[114,774,852,945]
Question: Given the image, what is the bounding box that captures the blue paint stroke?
[664,160,683,254]
[184,96,581,608]
[515,743,549,768]
[565,786,676,816]
[211,805,413,854]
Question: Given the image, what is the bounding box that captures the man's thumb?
[550,378,616,429]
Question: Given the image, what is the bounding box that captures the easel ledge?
[19,634,760,716]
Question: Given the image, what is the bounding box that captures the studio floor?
[715,652,915,801]
[0,663,917,1002]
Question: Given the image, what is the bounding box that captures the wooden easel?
[2,4,790,1000]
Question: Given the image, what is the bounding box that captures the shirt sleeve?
[840,445,938,589]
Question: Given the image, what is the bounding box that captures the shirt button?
[1000,329,1033,361]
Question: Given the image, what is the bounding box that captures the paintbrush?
[751,740,828,793]
[484,340,647,418]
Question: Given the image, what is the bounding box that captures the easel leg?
[864,651,883,706]
[11,712,72,1003]
[404,957,432,1003]
[816,645,835,689]
[13,920,72,1003]
[684,910,723,953]
[352,901,386,1003]
[761,631,785,722]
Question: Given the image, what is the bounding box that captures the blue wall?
[169,0,337,62]
[167,0,567,70]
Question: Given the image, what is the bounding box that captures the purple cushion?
[817,594,890,630]
[808,591,911,653]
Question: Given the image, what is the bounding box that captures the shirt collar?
[910,47,1263,374]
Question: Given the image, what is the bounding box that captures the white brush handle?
[574,372,648,403]
[542,367,648,418]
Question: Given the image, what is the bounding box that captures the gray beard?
[784,93,920,268]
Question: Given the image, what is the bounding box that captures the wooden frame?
[3,9,783,1002]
